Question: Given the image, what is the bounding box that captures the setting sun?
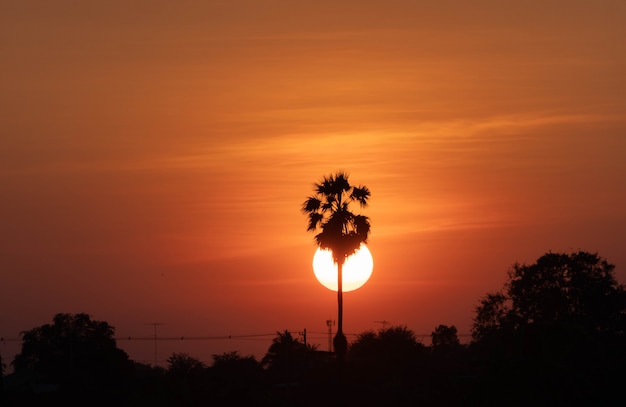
[312,244,374,292]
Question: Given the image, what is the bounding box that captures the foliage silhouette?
[167,352,205,377]
[473,251,626,340]
[4,250,624,406]
[164,353,209,406]
[212,351,261,381]
[10,313,133,405]
[302,171,371,362]
[470,251,626,406]
[431,324,462,354]
[262,330,312,381]
[210,351,264,404]
[345,325,440,406]
[349,325,426,377]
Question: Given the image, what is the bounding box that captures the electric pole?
[145,322,163,366]
[326,319,335,352]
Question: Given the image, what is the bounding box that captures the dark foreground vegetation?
[2,251,625,406]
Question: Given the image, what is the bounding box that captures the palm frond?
[322,194,336,211]
[317,172,351,196]
[316,177,334,195]
[334,171,351,192]
[353,215,371,240]
[307,212,324,232]
[351,185,371,207]
[303,171,371,264]
[302,196,321,213]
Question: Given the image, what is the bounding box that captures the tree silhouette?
[472,251,626,341]
[431,324,461,353]
[262,330,310,380]
[167,352,205,377]
[302,171,371,362]
[347,325,427,405]
[349,326,425,371]
[11,313,133,402]
[471,251,626,405]
[210,351,263,403]
[165,353,207,405]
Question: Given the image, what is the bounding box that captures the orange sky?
[1,1,625,366]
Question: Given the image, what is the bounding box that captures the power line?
[116,333,278,341]
[145,323,164,366]
[1,332,472,343]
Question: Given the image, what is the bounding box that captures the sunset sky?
[2,0,625,366]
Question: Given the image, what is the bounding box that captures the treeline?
[2,251,626,406]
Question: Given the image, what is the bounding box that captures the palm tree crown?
[302,171,371,264]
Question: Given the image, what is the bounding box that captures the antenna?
[374,320,389,330]
[326,320,335,352]
[145,322,164,366]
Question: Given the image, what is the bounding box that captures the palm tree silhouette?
[302,171,371,362]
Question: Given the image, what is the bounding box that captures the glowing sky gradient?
[1,1,625,366]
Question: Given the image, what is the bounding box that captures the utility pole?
[326,320,335,352]
[300,328,307,347]
[145,323,163,366]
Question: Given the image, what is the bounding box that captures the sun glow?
[312,245,374,292]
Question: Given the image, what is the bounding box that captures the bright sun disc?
[312,244,373,292]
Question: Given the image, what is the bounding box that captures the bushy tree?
[12,313,132,390]
[262,330,310,380]
[166,352,205,377]
[472,251,626,341]
[205,352,263,404]
[431,324,461,353]
[211,351,262,385]
[213,351,258,370]
[345,326,429,405]
[470,251,626,405]
[164,353,207,405]
[349,326,425,371]
[471,292,511,342]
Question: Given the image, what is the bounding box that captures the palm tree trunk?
[334,261,348,363]
[338,260,343,334]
